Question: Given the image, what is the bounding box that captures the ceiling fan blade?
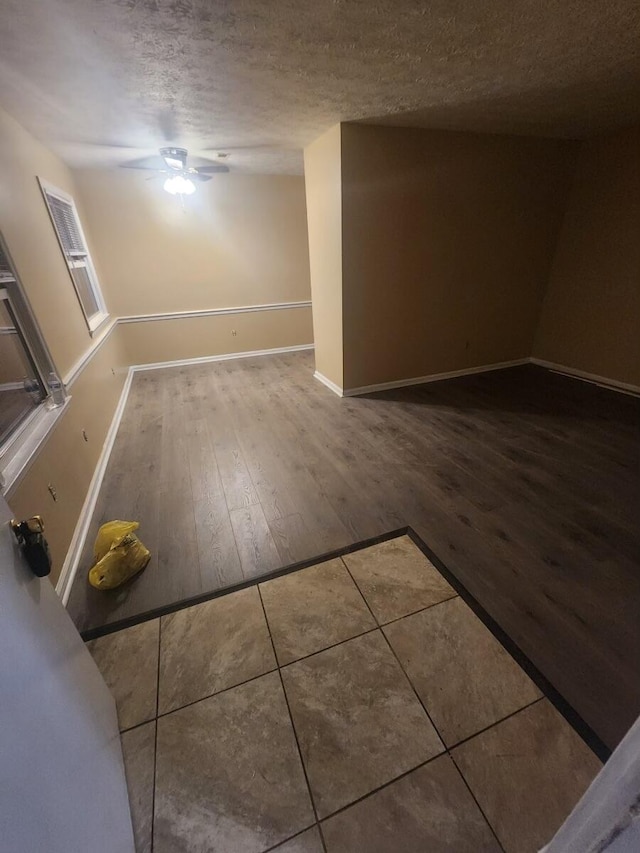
[194,164,230,174]
[119,164,166,171]
[191,172,213,182]
[119,154,167,170]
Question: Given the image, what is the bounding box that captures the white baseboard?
[130,343,314,373]
[55,368,134,605]
[317,356,640,398]
[530,358,640,397]
[313,370,344,397]
[342,359,530,397]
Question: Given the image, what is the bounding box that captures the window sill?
[88,311,110,336]
[0,397,72,496]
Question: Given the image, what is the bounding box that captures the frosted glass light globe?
[163,175,196,195]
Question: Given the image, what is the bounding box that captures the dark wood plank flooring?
[67,351,640,749]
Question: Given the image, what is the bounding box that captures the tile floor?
[87,534,602,853]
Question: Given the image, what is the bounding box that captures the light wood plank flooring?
[67,351,640,749]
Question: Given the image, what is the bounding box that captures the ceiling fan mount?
[159,146,190,171]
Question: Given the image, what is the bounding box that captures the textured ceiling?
[1,0,639,174]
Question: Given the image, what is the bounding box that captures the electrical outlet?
[231,329,237,336]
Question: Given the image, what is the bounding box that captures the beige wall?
[534,127,640,387]
[0,107,102,377]
[304,125,344,388]
[8,332,128,584]
[121,307,313,367]
[73,169,311,316]
[340,124,577,389]
[0,106,128,584]
[73,168,313,367]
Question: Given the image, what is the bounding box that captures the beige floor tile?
[452,699,602,853]
[384,596,542,745]
[322,754,500,853]
[281,631,444,818]
[86,619,159,731]
[154,672,314,853]
[272,826,324,852]
[260,559,376,665]
[121,721,156,853]
[343,535,455,623]
[158,586,276,714]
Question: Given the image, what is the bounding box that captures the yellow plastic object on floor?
[88,520,150,590]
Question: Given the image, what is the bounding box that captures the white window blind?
[39,179,108,333]
[45,194,86,257]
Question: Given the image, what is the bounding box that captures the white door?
[0,495,134,853]
[543,713,640,852]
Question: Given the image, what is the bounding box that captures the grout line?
[377,622,446,751]
[154,667,281,721]
[337,555,381,624]
[316,820,329,853]
[340,550,460,628]
[150,618,161,853]
[154,617,161,719]
[448,751,507,853]
[316,752,444,823]
[377,593,460,626]
[260,824,319,853]
[274,626,381,669]
[448,695,545,752]
[347,570,507,851]
[119,717,156,736]
[340,559,449,759]
[256,584,328,853]
[342,560,508,850]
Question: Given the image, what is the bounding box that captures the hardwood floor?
[67,351,640,749]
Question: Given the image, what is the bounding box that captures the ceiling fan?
[120,147,229,195]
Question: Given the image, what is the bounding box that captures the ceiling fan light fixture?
[121,147,227,183]
[163,175,196,195]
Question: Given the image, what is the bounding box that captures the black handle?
[11,517,52,577]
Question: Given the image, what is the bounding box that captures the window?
[39,179,108,333]
[0,234,65,493]
[0,290,46,446]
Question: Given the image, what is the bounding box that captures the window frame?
[0,286,48,420]
[0,232,68,495]
[38,178,109,335]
